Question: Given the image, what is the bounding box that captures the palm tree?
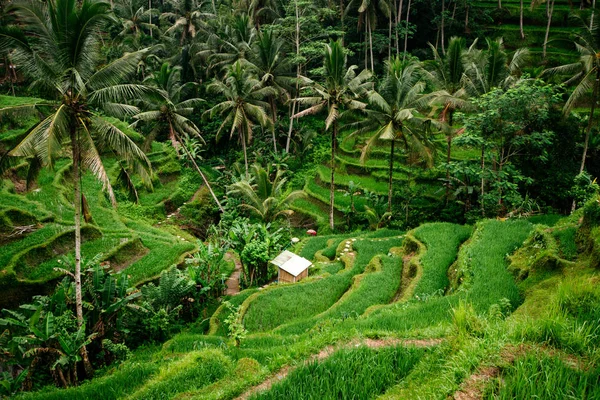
[114,0,157,41]
[294,40,372,230]
[426,37,471,200]
[227,163,306,222]
[160,0,202,45]
[132,62,224,212]
[462,38,529,215]
[544,17,600,210]
[204,60,275,177]
[248,28,294,153]
[345,0,390,72]
[531,0,556,59]
[196,13,256,78]
[545,18,600,176]
[0,0,152,373]
[348,56,436,212]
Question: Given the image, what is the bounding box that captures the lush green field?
[251,345,425,400]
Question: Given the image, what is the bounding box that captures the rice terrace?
[1,0,600,398]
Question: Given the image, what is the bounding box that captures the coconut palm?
[227,163,306,222]
[160,0,203,45]
[426,37,472,199]
[132,62,223,212]
[0,0,153,372]
[545,17,600,176]
[462,37,528,215]
[197,13,256,78]
[345,0,390,72]
[248,28,294,153]
[294,40,372,230]
[462,38,529,97]
[204,60,275,177]
[114,0,158,41]
[348,56,436,212]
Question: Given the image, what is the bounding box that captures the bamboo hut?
[271,250,312,283]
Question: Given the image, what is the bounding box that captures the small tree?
[223,301,247,347]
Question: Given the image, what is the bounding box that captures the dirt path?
[225,252,242,296]
[235,338,443,400]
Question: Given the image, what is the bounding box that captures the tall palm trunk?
[388,139,395,212]
[480,142,485,216]
[388,2,393,59]
[543,0,555,59]
[519,0,525,39]
[241,127,249,178]
[286,0,301,154]
[174,131,224,213]
[464,1,469,33]
[330,122,337,231]
[403,0,412,60]
[441,0,446,54]
[286,100,296,154]
[368,16,374,72]
[572,67,600,212]
[591,0,596,30]
[396,0,403,55]
[446,130,452,202]
[70,127,92,377]
[269,96,278,153]
[580,68,600,175]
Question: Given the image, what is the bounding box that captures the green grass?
[412,223,473,298]
[486,353,600,400]
[250,345,425,400]
[275,236,404,335]
[209,289,260,336]
[354,220,532,334]
[298,234,348,260]
[243,268,357,332]
[15,355,159,400]
[126,350,232,400]
[304,178,369,212]
[316,165,389,194]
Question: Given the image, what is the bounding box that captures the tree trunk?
[330,122,337,231]
[441,0,446,54]
[175,132,224,213]
[368,17,375,72]
[388,2,393,59]
[498,0,501,9]
[396,0,403,55]
[465,1,469,33]
[403,0,412,60]
[579,68,599,175]
[241,128,249,178]
[572,67,600,212]
[286,0,301,154]
[269,96,278,153]
[445,129,452,202]
[286,100,296,154]
[543,0,555,59]
[70,128,92,379]
[480,142,485,217]
[591,0,597,30]
[520,0,525,39]
[388,140,395,213]
[364,21,368,70]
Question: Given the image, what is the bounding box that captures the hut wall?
[279,269,295,283]
[278,268,308,283]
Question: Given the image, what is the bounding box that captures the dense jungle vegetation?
[1,0,600,398]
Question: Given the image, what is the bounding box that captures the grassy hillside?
[0,95,206,306]
[13,211,600,400]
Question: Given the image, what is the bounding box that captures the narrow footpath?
[225,252,242,296]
